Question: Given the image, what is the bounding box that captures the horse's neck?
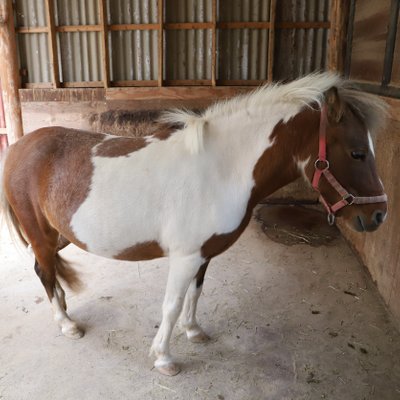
[208,107,319,205]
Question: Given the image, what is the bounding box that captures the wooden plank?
[61,81,104,88]
[23,82,54,89]
[268,0,276,82]
[157,0,163,87]
[109,23,159,31]
[0,0,24,142]
[16,26,48,33]
[164,22,213,30]
[16,21,330,34]
[99,0,110,88]
[44,0,60,88]
[328,0,350,73]
[19,88,105,102]
[111,80,158,87]
[216,79,265,86]
[56,25,102,32]
[218,21,271,30]
[211,0,217,86]
[276,21,330,29]
[164,79,212,86]
[106,86,255,101]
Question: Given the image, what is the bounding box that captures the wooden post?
[99,0,110,88]
[328,0,350,74]
[157,0,163,87]
[211,0,217,86]
[0,0,23,143]
[44,0,60,88]
[267,0,276,82]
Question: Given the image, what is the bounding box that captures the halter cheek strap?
[312,105,387,225]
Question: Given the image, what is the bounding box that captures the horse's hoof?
[156,362,181,376]
[62,324,84,339]
[188,331,210,343]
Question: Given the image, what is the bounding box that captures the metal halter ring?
[343,193,355,205]
[327,213,335,226]
[314,159,330,171]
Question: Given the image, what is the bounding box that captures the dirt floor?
[1,206,400,400]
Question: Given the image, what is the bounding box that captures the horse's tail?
[54,254,83,292]
[0,151,82,291]
[0,151,29,248]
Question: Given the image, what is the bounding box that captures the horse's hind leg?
[180,261,210,343]
[33,248,84,339]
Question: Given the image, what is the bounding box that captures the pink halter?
[312,105,387,225]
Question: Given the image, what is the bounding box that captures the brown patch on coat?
[95,136,148,157]
[201,108,320,260]
[114,241,164,261]
[94,124,177,158]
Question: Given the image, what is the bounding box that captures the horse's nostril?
[373,210,385,226]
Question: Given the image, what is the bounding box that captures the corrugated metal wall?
[219,0,270,80]
[15,0,331,85]
[165,0,212,80]
[16,0,50,83]
[108,0,158,81]
[274,0,331,80]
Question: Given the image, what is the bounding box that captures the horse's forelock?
[338,87,389,137]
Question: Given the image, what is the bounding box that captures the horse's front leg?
[150,253,204,376]
[180,261,210,342]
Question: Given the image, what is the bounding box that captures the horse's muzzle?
[353,209,387,232]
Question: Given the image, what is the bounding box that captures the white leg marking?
[181,279,209,342]
[51,287,83,339]
[150,253,204,376]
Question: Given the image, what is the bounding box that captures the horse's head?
[305,86,388,232]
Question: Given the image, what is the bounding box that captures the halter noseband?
[311,105,387,225]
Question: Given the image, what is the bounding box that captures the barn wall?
[15,0,330,86]
[337,103,400,323]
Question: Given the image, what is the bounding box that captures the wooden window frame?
[344,0,400,98]
[15,0,332,90]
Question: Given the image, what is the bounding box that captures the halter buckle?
[343,193,355,205]
[314,159,330,171]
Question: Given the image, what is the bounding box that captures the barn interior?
[0,1,400,399]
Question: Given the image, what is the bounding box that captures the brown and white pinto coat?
[0,73,388,376]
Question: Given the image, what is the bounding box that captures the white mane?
[160,73,343,154]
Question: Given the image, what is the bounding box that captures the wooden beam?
[106,86,255,101]
[276,21,330,29]
[0,0,23,142]
[109,23,159,31]
[211,0,217,86]
[56,25,102,32]
[99,0,110,88]
[111,80,158,87]
[216,79,265,86]
[164,79,212,86]
[44,0,60,88]
[157,0,163,87]
[328,0,350,73]
[218,21,271,29]
[164,22,213,30]
[268,0,276,82]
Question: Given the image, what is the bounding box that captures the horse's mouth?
[352,215,379,233]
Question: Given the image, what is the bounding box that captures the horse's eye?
[351,151,366,161]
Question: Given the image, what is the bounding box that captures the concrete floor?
[1,210,400,400]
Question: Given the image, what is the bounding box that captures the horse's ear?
[325,87,344,124]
